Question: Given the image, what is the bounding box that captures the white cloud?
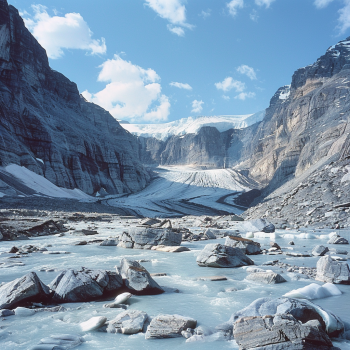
[167,25,185,36]
[199,9,211,19]
[170,82,192,90]
[237,65,257,80]
[23,5,106,59]
[227,0,244,17]
[82,55,170,123]
[337,0,350,34]
[145,0,192,36]
[250,9,259,21]
[255,0,276,8]
[191,100,204,113]
[222,95,230,100]
[215,77,245,92]
[235,92,256,100]
[314,0,335,9]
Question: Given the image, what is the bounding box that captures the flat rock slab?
[145,314,197,339]
[150,273,167,277]
[151,245,190,252]
[196,243,254,268]
[285,252,312,257]
[0,272,50,309]
[246,272,287,284]
[199,276,227,281]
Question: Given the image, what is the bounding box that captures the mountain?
[122,111,265,141]
[0,0,149,197]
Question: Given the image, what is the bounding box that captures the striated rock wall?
[0,0,149,195]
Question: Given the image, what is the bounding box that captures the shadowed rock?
[225,236,261,255]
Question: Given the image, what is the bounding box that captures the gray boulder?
[196,243,254,268]
[225,236,261,255]
[100,239,119,246]
[328,234,349,245]
[312,245,329,256]
[203,228,217,239]
[236,219,275,233]
[219,297,345,338]
[233,314,335,350]
[118,227,182,249]
[246,272,287,284]
[316,255,350,284]
[145,314,197,339]
[0,272,50,309]
[107,310,148,334]
[119,259,164,295]
[49,267,123,302]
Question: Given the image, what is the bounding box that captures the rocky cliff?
[0,0,149,196]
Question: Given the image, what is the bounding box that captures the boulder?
[316,256,350,284]
[203,229,217,239]
[49,267,123,302]
[80,316,107,331]
[312,245,329,256]
[118,227,182,249]
[225,236,261,255]
[100,239,119,246]
[233,314,335,350]
[328,234,349,245]
[139,218,161,226]
[0,272,50,309]
[219,297,345,338]
[236,219,275,233]
[119,259,164,295]
[107,310,148,334]
[246,272,287,284]
[196,243,254,268]
[145,314,197,339]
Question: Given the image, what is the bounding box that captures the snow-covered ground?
[105,166,257,217]
[121,112,265,141]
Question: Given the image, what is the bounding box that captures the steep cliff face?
[236,38,350,192]
[0,1,149,195]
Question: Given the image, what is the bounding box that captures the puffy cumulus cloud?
[337,0,350,34]
[23,5,106,59]
[82,55,170,123]
[215,77,245,92]
[237,65,257,80]
[145,0,193,36]
[255,0,276,8]
[314,0,335,9]
[191,100,204,113]
[169,82,192,90]
[235,92,256,100]
[227,0,244,17]
[199,9,211,19]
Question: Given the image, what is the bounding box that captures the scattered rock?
[196,243,254,268]
[100,238,119,246]
[316,255,350,284]
[328,233,349,245]
[225,236,261,255]
[246,272,287,284]
[107,310,148,334]
[236,219,275,233]
[0,272,50,309]
[312,245,329,256]
[151,245,190,252]
[119,259,164,295]
[145,314,197,339]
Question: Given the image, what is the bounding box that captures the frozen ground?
[0,218,349,350]
[104,166,257,217]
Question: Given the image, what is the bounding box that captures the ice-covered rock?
[312,245,329,256]
[151,245,190,252]
[246,272,287,284]
[118,227,182,249]
[316,255,350,284]
[145,314,197,339]
[236,219,275,233]
[32,334,85,350]
[196,243,254,268]
[107,310,148,334]
[80,316,107,331]
[225,236,261,255]
[49,267,123,302]
[100,238,119,246]
[284,283,342,300]
[328,234,349,244]
[119,259,164,295]
[0,309,15,317]
[233,314,334,350]
[14,307,35,316]
[0,272,50,309]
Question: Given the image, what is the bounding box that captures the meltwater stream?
[0,220,349,349]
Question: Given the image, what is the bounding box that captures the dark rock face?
[49,268,123,302]
[0,272,51,309]
[0,1,149,196]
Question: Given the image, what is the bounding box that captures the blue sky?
[8,0,350,123]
